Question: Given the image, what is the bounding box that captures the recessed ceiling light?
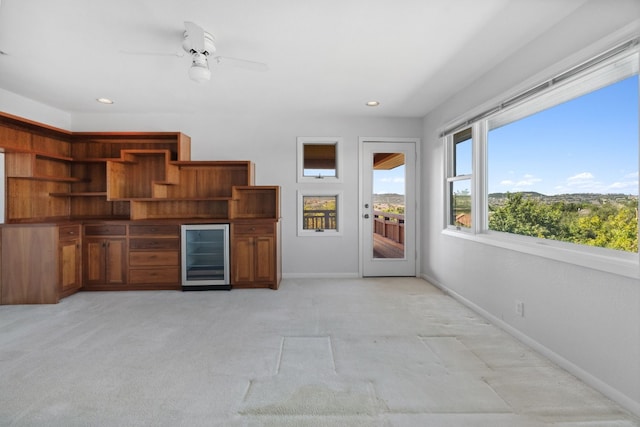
[96,98,114,104]
[366,101,380,107]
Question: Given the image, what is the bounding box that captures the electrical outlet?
[515,300,524,317]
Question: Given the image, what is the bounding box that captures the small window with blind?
[297,137,343,182]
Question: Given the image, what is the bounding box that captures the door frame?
[358,137,421,277]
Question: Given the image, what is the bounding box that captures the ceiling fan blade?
[184,21,205,52]
[120,49,184,58]
[214,56,269,72]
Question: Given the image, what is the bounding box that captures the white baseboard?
[421,273,640,418]
[282,272,360,280]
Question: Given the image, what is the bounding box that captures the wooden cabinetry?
[58,224,82,297]
[0,112,282,302]
[128,224,180,289]
[0,223,82,304]
[231,221,280,289]
[83,224,127,289]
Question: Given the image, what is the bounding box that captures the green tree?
[489,192,638,253]
[572,206,638,252]
[489,193,564,239]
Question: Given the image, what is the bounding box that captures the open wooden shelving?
[0,112,279,223]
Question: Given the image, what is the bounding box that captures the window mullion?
[473,120,488,234]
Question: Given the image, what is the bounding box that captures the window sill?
[442,228,639,279]
[297,230,343,237]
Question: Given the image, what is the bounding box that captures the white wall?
[71,112,422,277]
[422,0,640,416]
[0,88,71,130]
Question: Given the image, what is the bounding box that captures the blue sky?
[488,75,639,196]
[374,166,405,194]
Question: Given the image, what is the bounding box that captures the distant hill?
[372,192,637,207]
[489,192,637,206]
[374,193,405,205]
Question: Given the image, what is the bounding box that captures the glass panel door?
[361,141,416,277]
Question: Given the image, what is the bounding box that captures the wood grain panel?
[1,226,58,304]
[129,267,179,284]
[0,124,32,150]
[129,251,179,266]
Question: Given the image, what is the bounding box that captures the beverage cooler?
[181,224,231,290]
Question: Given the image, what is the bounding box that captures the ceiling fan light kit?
[188,55,212,83]
[120,21,267,83]
[183,22,216,83]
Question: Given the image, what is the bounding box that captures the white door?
[361,140,417,276]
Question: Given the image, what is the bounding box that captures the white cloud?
[499,174,542,191]
[567,172,595,183]
[556,171,637,194]
[608,180,638,191]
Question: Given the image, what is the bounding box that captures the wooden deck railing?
[373,211,404,244]
[303,209,337,230]
[303,209,404,244]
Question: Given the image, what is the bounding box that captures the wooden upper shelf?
[0,112,279,223]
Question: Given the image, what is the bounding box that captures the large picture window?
[488,75,638,252]
[444,39,639,271]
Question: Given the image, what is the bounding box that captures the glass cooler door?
[181,224,230,290]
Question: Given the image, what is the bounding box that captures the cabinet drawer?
[129,238,180,250]
[129,224,179,236]
[129,251,179,266]
[84,224,126,236]
[129,267,180,284]
[233,223,274,236]
[59,225,81,239]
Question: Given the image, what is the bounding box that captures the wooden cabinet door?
[84,237,126,287]
[254,236,275,282]
[105,238,127,285]
[232,236,255,283]
[84,238,105,286]
[59,238,81,294]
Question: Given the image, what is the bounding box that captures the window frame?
[297,136,343,183]
[297,190,344,237]
[445,127,474,231]
[442,39,640,279]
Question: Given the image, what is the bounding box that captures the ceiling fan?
[123,21,268,83]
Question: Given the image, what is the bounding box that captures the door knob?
[363,214,370,219]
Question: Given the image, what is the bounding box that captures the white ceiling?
[0,0,589,118]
